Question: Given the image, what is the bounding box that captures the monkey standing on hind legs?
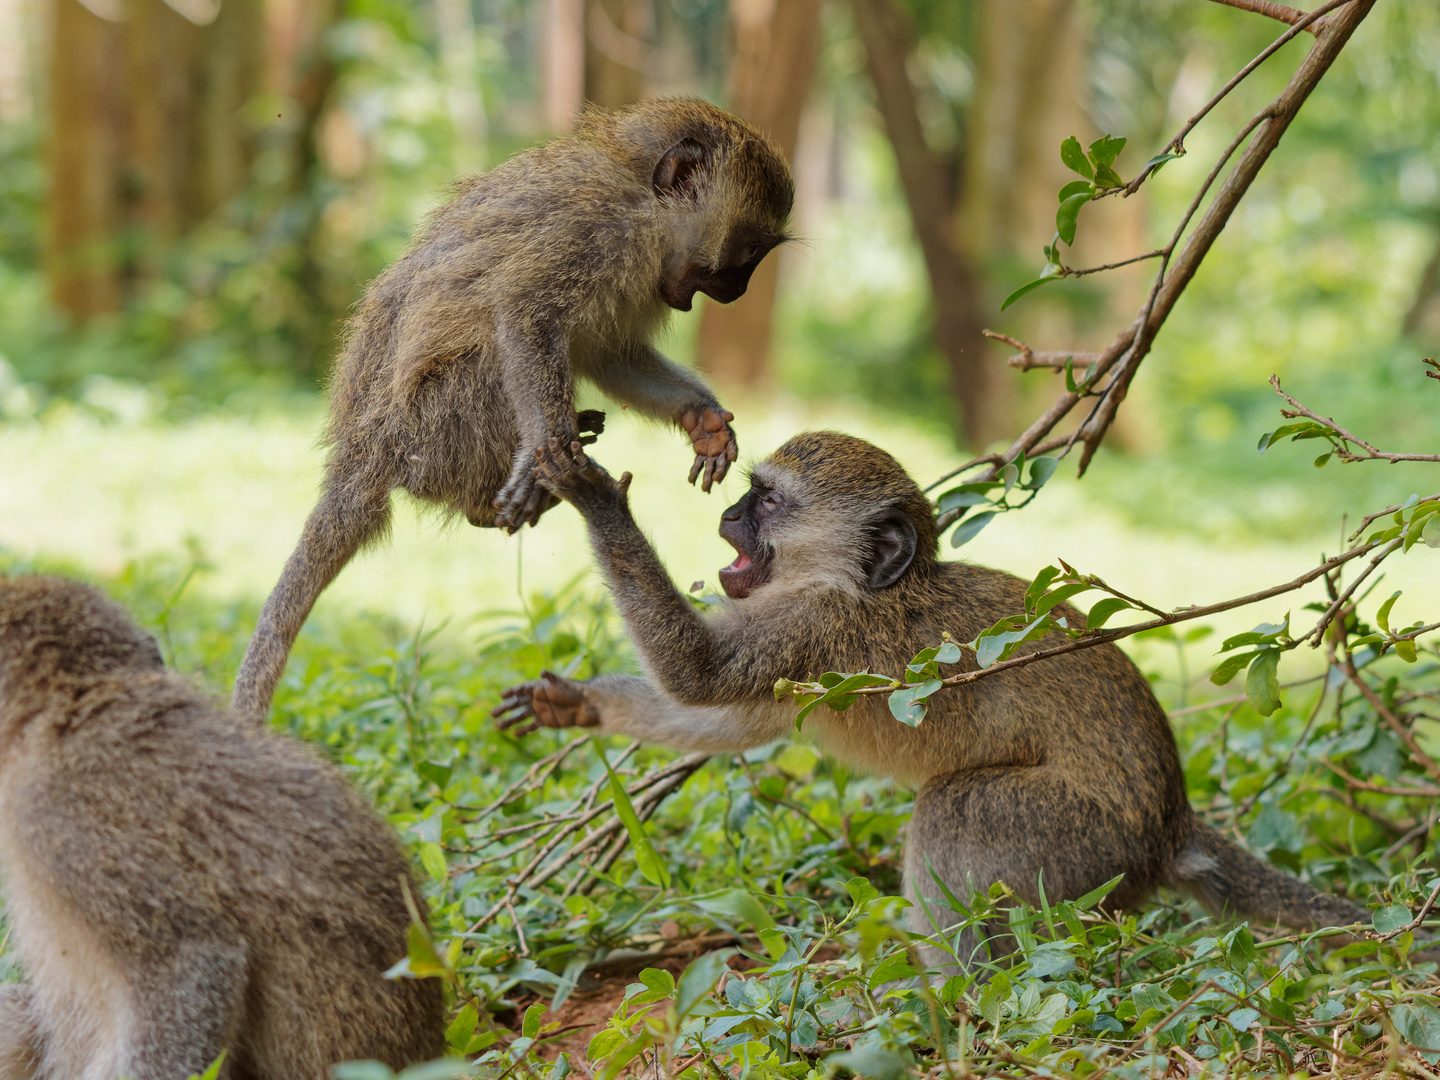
[0,576,445,1078]
[232,97,796,721]
[493,432,1368,966]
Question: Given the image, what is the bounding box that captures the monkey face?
[660,234,781,312]
[717,483,782,598]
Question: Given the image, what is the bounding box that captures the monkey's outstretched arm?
[533,439,782,703]
[587,343,738,492]
[493,315,580,532]
[493,671,789,752]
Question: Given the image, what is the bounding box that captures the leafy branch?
[928,0,1377,526]
[1262,368,1440,466]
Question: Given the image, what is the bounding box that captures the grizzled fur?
[0,576,444,1078]
[233,97,794,720]
[498,432,1366,965]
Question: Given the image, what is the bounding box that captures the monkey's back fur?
[0,576,444,1079]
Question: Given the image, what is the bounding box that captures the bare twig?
[1205,0,1321,34]
[1271,375,1440,463]
[1372,881,1440,944]
[1342,657,1440,784]
[982,331,1104,372]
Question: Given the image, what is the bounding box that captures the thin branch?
[1271,374,1440,463]
[792,536,1386,701]
[1205,0,1321,34]
[1342,657,1440,784]
[981,330,1102,372]
[1372,881,1440,943]
[1065,249,1167,278]
[925,0,1375,499]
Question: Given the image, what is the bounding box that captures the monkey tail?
[1167,820,1367,930]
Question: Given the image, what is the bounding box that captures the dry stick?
[1205,0,1321,33]
[927,0,1371,506]
[1319,759,1440,800]
[794,536,1386,701]
[1270,374,1440,463]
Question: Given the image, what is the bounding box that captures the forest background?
[1,0,1440,1077]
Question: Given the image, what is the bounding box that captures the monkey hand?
[681,406,737,493]
[491,671,600,736]
[532,437,633,516]
[494,449,567,533]
[576,409,606,447]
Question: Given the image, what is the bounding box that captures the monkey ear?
[865,512,917,590]
[653,138,709,201]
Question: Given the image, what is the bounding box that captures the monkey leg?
[905,766,1170,972]
[0,986,39,1080]
[120,943,247,1080]
[233,475,392,720]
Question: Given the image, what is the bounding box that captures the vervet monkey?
[233,97,795,720]
[0,576,445,1077]
[495,433,1365,962]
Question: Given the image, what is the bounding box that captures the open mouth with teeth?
[717,543,771,599]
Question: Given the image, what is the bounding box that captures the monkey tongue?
[723,552,752,572]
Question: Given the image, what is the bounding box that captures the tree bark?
[584,0,647,109]
[696,0,822,388]
[851,0,998,447]
[45,0,265,321]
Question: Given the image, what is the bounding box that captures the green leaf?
[598,747,671,889]
[827,1047,910,1080]
[522,1002,546,1039]
[446,1004,479,1049]
[1228,1007,1260,1032]
[1034,582,1093,617]
[1139,150,1181,175]
[1092,162,1124,189]
[333,1066,395,1080]
[1060,136,1093,179]
[1314,453,1331,468]
[1000,266,1062,311]
[1373,904,1412,934]
[599,1037,652,1080]
[1088,134,1127,167]
[950,509,997,547]
[889,679,942,728]
[1246,650,1282,716]
[1055,191,1093,245]
[415,759,452,789]
[973,612,1054,668]
[677,948,738,1020]
[1085,597,1132,631]
[1377,591,1400,632]
[935,641,962,664]
[189,1053,228,1080]
[419,842,448,885]
[846,877,881,907]
[866,952,919,990]
[1424,514,1440,549]
[696,889,776,932]
[1064,358,1100,393]
[1025,566,1063,612]
[1210,652,1251,686]
[1027,456,1061,490]
[1395,639,1418,663]
[937,489,992,513]
[587,1028,628,1063]
[1058,179,1093,202]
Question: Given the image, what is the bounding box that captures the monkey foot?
[532,438,632,514]
[681,406,737,493]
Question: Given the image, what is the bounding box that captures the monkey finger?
[509,720,542,737]
[711,454,731,484]
[618,472,633,496]
[687,456,704,486]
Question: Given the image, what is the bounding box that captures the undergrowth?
[2,546,1439,1079]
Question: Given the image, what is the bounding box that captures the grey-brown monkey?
[233,97,794,720]
[0,576,445,1078]
[494,433,1366,965]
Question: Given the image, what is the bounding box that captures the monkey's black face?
[717,484,782,598]
[660,235,781,312]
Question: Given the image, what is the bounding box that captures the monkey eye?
[757,490,782,512]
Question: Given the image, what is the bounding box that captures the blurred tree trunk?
[852,0,997,447]
[696,0,822,388]
[960,0,1085,262]
[585,0,647,108]
[46,0,127,317]
[541,0,586,131]
[45,0,264,321]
